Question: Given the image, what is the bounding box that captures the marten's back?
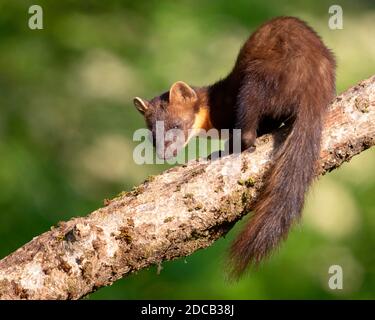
[229,16,335,120]
[235,17,334,67]
[232,17,335,89]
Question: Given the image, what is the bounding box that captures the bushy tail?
[229,103,325,278]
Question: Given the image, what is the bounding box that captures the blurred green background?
[0,0,374,299]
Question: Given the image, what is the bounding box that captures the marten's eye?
[171,124,180,130]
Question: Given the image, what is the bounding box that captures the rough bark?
[0,76,374,300]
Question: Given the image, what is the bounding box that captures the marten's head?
[133,81,211,159]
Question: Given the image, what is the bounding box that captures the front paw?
[244,145,256,153]
[207,150,222,161]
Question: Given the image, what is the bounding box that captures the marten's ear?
[133,97,149,114]
[169,81,197,104]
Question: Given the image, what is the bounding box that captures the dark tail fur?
[229,97,327,278]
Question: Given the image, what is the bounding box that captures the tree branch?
[0,76,374,300]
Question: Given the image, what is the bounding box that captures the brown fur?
[134,17,336,277]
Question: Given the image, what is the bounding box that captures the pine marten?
[133,17,336,278]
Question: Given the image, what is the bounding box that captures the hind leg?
[241,128,257,150]
[235,80,263,151]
